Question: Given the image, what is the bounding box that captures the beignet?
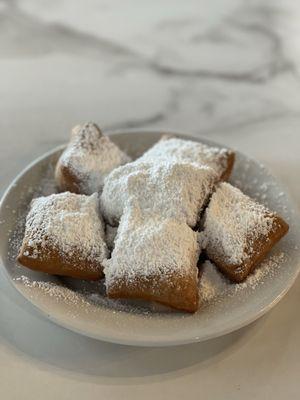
[18,192,108,280]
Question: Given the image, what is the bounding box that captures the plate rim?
[1,130,300,347]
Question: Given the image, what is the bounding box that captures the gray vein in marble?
[1,0,300,141]
[0,1,137,60]
[193,110,299,137]
[1,0,294,85]
[104,87,181,131]
[142,5,294,83]
[230,21,293,80]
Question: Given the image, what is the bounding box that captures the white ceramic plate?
[0,131,299,347]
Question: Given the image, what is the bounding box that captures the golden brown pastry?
[138,136,235,181]
[55,122,131,195]
[203,183,289,282]
[101,145,220,312]
[18,192,108,280]
[104,211,200,313]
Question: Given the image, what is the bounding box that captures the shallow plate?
[0,131,299,346]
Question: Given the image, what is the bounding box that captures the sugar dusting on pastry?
[101,139,226,310]
[199,261,228,302]
[101,160,217,227]
[57,122,131,194]
[105,224,118,250]
[21,192,108,268]
[9,132,290,312]
[139,137,231,178]
[103,210,201,286]
[101,149,218,295]
[204,182,276,265]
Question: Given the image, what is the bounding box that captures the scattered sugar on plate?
[234,251,285,292]
[13,250,286,316]
[199,260,228,302]
[14,275,91,307]
[199,251,286,305]
[14,275,161,316]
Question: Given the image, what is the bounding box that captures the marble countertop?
[0,0,299,398]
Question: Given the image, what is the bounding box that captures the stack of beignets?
[101,163,217,312]
[17,123,289,313]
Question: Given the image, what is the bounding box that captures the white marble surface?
[0,0,300,398]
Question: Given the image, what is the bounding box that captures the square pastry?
[101,160,217,227]
[100,136,230,312]
[139,137,235,181]
[104,210,201,313]
[18,192,108,280]
[203,183,289,282]
[55,122,131,195]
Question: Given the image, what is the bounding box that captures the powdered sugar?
[235,251,285,290]
[101,138,221,293]
[105,224,118,250]
[7,133,292,319]
[199,252,285,303]
[139,137,232,179]
[57,122,131,194]
[104,210,201,286]
[199,261,229,302]
[14,275,168,315]
[101,160,217,227]
[204,182,275,265]
[21,192,108,266]
[14,275,91,306]
[14,251,286,314]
